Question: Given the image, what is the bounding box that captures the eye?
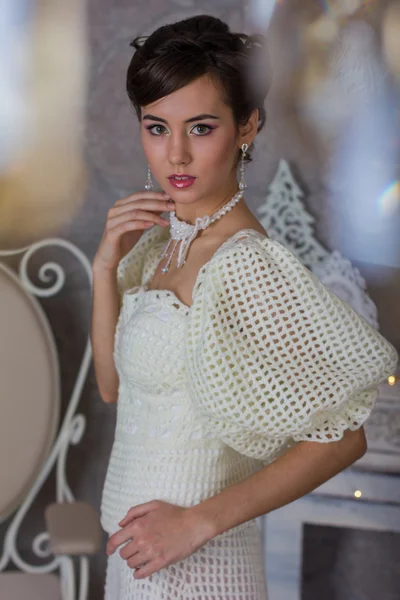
[191,124,214,136]
[146,124,168,136]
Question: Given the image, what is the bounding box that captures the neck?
[172,180,240,225]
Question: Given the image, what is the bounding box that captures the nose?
[167,133,191,166]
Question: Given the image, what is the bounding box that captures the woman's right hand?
[93,190,175,272]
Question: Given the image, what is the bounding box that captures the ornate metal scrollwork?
[0,238,93,600]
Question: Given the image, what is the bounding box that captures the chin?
[168,187,205,203]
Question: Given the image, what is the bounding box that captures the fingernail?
[162,192,170,197]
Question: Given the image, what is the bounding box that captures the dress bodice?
[101,283,262,536]
[114,284,189,396]
[112,285,211,447]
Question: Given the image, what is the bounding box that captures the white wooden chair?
[0,238,102,600]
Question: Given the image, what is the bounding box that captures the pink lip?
[168,175,196,189]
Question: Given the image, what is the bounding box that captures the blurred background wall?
[1,0,399,598]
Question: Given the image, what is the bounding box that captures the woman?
[91,14,398,600]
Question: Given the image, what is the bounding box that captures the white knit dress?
[100,225,398,600]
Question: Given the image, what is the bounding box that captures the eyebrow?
[142,113,220,124]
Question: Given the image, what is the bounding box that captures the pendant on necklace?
[159,189,243,274]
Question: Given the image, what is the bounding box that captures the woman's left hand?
[106,500,214,579]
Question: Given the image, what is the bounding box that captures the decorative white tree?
[257,159,379,329]
[256,159,328,267]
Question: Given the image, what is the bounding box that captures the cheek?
[141,130,153,155]
[141,133,165,167]
[197,133,236,169]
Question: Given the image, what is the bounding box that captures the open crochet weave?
[116,224,398,463]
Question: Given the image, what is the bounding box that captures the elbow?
[93,368,119,404]
[346,426,368,464]
[356,426,368,458]
[329,427,368,471]
[98,387,118,404]
[356,434,368,460]
[353,439,367,464]
[101,392,118,404]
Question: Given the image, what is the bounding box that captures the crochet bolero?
[116,225,399,463]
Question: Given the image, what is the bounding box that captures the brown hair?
[126,15,269,162]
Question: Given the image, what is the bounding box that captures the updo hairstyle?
[126,14,269,163]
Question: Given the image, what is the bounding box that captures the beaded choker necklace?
[159,189,243,274]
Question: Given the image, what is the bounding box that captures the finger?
[119,500,159,526]
[115,191,170,206]
[119,539,140,561]
[107,209,169,230]
[107,527,133,555]
[118,507,138,526]
[133,559,160,579]
[111,199,175,218]
[128,555,149,570]
[106,219,162,242]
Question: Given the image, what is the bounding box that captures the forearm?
[189,428,367,541]
[91,263,120,403]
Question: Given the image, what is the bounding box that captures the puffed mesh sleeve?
[186,237,398,462]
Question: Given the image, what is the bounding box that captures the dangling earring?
[144,164,153,191]
[239,143,249,190]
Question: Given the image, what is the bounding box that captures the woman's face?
[140,74,251,207]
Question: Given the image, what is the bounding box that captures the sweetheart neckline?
[123,284,191,314]
[123,228,270,311]
[140,285,191,311]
